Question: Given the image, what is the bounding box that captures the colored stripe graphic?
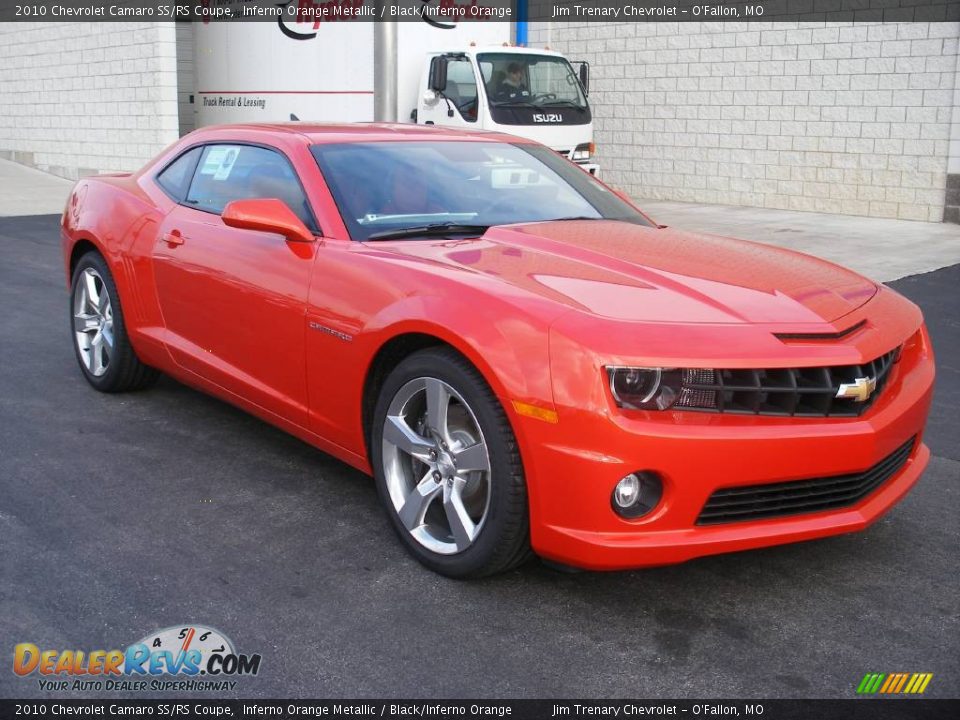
[893,673,909,693]
[857,672,932,694]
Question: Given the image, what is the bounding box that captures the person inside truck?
[494,62,529,102]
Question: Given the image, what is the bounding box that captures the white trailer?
[193,19,598,173]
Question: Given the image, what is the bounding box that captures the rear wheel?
[70,252,158,392]
[371,348,532,578]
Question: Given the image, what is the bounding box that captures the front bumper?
[518,325,935,571]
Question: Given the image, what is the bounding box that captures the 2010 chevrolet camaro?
[61,124,934,577]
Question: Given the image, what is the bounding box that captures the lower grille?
[696,436,916,525]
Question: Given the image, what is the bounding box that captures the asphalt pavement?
[1,214,957,700]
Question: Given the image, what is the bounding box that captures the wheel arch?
[351,287,558,456]
[360,330,511,460]
[68,236,103,277]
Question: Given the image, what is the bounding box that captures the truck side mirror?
[573,61,590,96]
[429,57,448,92]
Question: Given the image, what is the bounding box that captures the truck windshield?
[478,53,587,109]
[311,141,651,241]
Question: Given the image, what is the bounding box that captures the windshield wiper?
[491,100,541,108]
[366,223,490,241]
[542,100,585,109]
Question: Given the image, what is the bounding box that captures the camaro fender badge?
[836,376,878,402]
[309,321,353,342]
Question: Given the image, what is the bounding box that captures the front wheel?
[371,348,532,578]
[70,251,158,392]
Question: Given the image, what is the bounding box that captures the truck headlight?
[606,367,683,410]
[571,142,594,161]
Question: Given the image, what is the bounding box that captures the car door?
[152,142,320,427]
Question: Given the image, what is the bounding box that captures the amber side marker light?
[511,400,559,424]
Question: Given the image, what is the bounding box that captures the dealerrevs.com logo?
[13,625,261,692]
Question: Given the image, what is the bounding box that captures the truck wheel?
[70,252,158,392]
[371,347,533,578]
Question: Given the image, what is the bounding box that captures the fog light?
[611,471,663,519]
[614,475,641,508]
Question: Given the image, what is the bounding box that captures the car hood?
[379,220,878,324]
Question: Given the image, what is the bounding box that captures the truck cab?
[414,46,598,175]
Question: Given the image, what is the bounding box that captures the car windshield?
[478,53,587,109]
[311,141,650,241]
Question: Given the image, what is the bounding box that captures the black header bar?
[1,0,958,24]
[1,699,959,720]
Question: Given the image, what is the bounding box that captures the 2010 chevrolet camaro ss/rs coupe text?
[61,123,934,577]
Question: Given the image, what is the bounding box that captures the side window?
[156,147,201,202]
[443,58,479,123]
[184,144,317,232]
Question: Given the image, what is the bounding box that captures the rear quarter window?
[156,147,202,201]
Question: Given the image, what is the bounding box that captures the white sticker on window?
[200,147,239,181]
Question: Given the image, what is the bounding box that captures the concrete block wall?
[530,21,960,222]
[0,22,182,180]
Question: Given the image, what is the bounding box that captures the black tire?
[371,347,533,578]
[70,251,159,393]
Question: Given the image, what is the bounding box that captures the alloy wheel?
[381,377,492,555]
[73,267,114,377]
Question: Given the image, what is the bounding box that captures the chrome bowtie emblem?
[836,376,878,403]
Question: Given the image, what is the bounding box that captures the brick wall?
[0,22,181,179]
[530,21,959,222]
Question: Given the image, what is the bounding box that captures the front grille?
[696,436,916,525]
[674,347,899,417]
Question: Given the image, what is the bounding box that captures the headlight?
[606,366,684,410]
[571,142,594,161]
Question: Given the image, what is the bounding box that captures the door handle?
[161,230,185,247]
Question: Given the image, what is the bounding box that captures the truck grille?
[674,348,899,417]
[696,436,916,525]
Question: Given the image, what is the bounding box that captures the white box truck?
[193,16,598,173]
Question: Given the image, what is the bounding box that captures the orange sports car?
[61,124,934,577]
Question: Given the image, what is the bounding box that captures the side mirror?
[574,61,590,96]
[429,56,448,92]
[222,198,314,243]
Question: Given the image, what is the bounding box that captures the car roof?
[193,122,530,146]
